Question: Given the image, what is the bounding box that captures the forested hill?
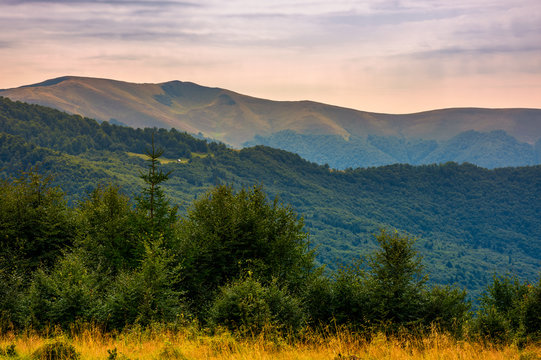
[246,129,541,169]
[1,96,540,298]
[3,76,541,169]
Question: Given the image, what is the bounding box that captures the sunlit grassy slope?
[2,76,541,147]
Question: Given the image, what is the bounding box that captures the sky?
[0,0,540,113]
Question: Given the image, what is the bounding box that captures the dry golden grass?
[1,325,540,360]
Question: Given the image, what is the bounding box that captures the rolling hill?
[1,96,540,299]
[247,129,541,169]
[1,76,541,169]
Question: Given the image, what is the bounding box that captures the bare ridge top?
[1,76,540,146]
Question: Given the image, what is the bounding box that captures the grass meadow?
[1,325,540,360]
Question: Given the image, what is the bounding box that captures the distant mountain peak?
[21,76,74,88]
[1,76,540,149]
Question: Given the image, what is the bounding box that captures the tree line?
[0,145,539,344]
[0,96,218,159]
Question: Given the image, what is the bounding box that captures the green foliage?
[1,97,540,299]
[0,98,539,339]
[479,276,528,334]
[17,146,186,331]
[475,305,511,343]
[75,184,142,275]
[101,238,185,329]
[208,276,304,333]
[422,285,470,337]
[522,278,541,337]
[209,277,271,333]
[473,275,541,342]
[302,275,334,325]
[328,263,370,326]
[98,146,184,330]
[0,170,74,277]
[0,170,75,329]
[27,252,98,329]
[133,237,185,326]
[365,230,427,327]
[31,340,79,360]
[0,96,209,158]
[179,184,316,313]
[136,134,178,244]
[0,267,25,330]
[309,231,470,335]
[98,270,142,329]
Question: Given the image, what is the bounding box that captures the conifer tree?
[136,133,178,244]
[178,184,316,315]
[75,184,141,274]
[0,170,74,277]
[366,229,427,327]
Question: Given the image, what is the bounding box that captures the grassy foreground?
[1,326,540,360]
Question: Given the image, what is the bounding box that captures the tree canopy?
[178,184,317,313]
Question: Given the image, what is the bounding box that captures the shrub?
[473,275,534,342]
[0,270,25,331]
[522,279,541,338]
[422,285,470,337]
[365,230,427,327]
[208,276,305,333]
[474,305,511,343]
[264,280,305,331]
[75,184,142,275]
[330,264,371,326]
[302,275,334,325]
[0,171,75,277]
[27,252,97,328]
[32,340,79,360]
[100,239,186,329]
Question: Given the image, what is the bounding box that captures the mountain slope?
[247,130,540,169]
[2,76,541,148]
[1,96,540,299]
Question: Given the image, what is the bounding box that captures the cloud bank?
[1,0,540,112]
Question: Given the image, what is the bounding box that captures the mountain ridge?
[2,76,540,146]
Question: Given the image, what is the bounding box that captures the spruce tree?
[366,229,427,327]
[178,184,316,315]
[136,133,178,244]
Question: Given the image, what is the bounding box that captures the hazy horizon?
[1,0,540,113]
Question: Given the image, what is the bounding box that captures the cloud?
[0,0,540,112]
[412,45,541,58]
[5,0,199,5]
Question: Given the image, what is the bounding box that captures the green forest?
[247,129,541,170]
[0,95,540,304]
[1,149,540,343]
